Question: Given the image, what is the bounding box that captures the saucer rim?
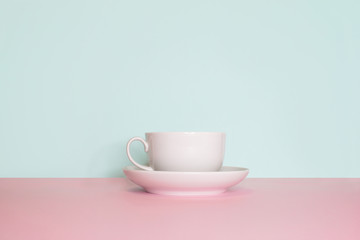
[123,166,249,174]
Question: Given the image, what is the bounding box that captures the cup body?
[146,132,225,171]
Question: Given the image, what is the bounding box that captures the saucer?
[123,166,249,196]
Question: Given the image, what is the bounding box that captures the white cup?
[126,132,226,171]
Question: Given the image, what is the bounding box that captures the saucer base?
[145,188,226,196]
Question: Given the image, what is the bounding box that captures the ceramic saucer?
[123,166,249,196]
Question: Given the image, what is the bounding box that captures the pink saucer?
[123,166,249,196]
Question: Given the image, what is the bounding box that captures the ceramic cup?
[126,132,226,171]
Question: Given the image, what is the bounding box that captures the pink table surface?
[1,178,359,240]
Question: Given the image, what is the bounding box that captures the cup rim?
[145,132,225,135]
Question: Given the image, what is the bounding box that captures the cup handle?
[126,137,153,171]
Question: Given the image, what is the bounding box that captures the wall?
[1,0,359,177]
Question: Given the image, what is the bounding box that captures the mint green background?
[1,0,359,177]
